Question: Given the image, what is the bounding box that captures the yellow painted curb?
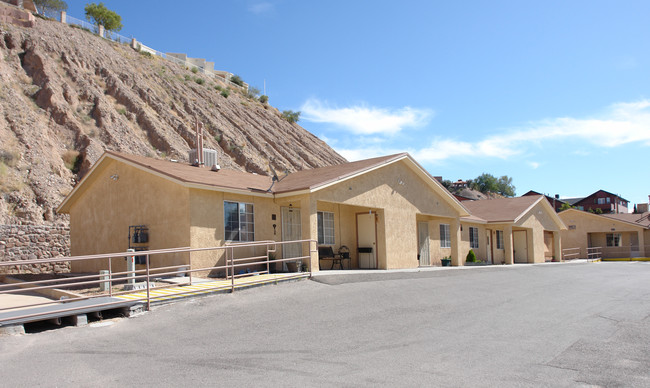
[601,258,650,262]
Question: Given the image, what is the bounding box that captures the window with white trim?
[606,233,621,247]
[469,227,479,249]
[224,201,254,241]
[439,224,451,248]
[496,230,504,249]
[317,211,335,245]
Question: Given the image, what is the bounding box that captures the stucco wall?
[311,159,461,269]
[515,201,561,263]
[559,210,644,259]
[68,159,191,273]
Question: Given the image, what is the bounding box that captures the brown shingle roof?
[273,153,407,193]
[603,212,650,228]
[461,195,543,223]
[107,151,273,192]
[107,151,408,195]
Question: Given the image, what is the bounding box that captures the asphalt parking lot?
[1,262,649,387]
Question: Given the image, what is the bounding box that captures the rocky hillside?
[0,16,346,225]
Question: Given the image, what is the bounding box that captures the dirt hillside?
[0,16,346,225]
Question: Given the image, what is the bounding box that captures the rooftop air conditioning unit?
[188,148,219,169]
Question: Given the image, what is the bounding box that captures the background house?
[562,190,629,214]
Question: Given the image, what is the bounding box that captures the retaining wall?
[0,224,70,274]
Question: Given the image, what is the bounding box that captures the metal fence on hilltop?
[60,12,247,90]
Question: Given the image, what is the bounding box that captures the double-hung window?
[496,230,504,249]
[469,227,479,249]
[439,224,451,248]
[224,201,254,241]
[317,211,335,245]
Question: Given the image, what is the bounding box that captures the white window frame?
[469,227,479,249]
[224,201,254,242]
[439,224,451,248]
[317,211,335,245]
[606,233,622,247]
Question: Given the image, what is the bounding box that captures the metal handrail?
[0,240,317,324]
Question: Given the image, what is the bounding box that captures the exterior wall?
[68,159,191,273]
[0,224,70,274]
[189,189,280,276]
[515,201,562,263]
[458,222,486,263]
[309,159,461,270]
[559,210,644,259]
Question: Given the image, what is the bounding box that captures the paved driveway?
[1,262,649,387]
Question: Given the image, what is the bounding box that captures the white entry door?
[281,207,301,268]
[357,213,377,269]
[418,222,430,266]
[486,230,492,264]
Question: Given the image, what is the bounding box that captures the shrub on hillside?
[259,95,268,104]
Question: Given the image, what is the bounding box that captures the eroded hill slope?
[0,17,346,225]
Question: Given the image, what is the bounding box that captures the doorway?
[281,207,301,270]
[486,229,493,264]
[513,230,528,263]
[357,212,377,269]
[418,222,430,266]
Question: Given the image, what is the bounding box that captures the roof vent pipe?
[193,116,204,167]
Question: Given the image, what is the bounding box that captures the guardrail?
[0,240,316,325]
[59,11,247,91]
[587,247,602,260]
[562,247,580,260]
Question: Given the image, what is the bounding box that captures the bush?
[246,86,260,99]
[259,95,268,104]
[184,74,191,81]
[230,74,244,87]
[194,77,205,85]
[466,249,477,263]
[281,110,301,123]
[220,89,230,98]
[215,85,223,91]
[191,67,198,74]
[62,150,81,172]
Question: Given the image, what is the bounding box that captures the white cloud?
[335,99,650,164]
[301,98,433,135]
[527,161,540,169]
[248,2,274,14]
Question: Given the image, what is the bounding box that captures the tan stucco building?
[458,196,566,264]
[559,209,649,259]
[57,151,471,274]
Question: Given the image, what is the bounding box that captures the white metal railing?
[59,12,248,91]
[0,240,317,325]
[64,14,96,32]
[562,247,581,260]
[587,247,602,260]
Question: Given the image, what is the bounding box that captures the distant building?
[522,190,568,212]
[562,190,629,214]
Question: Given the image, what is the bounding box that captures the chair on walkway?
[318,246,350,270]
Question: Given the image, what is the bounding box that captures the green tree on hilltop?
[85,2,123,32]
[34,0,67,18]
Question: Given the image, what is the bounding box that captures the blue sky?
[61,1,650,208]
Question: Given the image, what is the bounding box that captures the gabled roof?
[603,212,650,228]
[106,151,273,191]
[58,151,469,217]
[563,190,629,205]
[559,208,649,229]
[460,195,566,229]
[462,195,543,223]
[273,153,407,194]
